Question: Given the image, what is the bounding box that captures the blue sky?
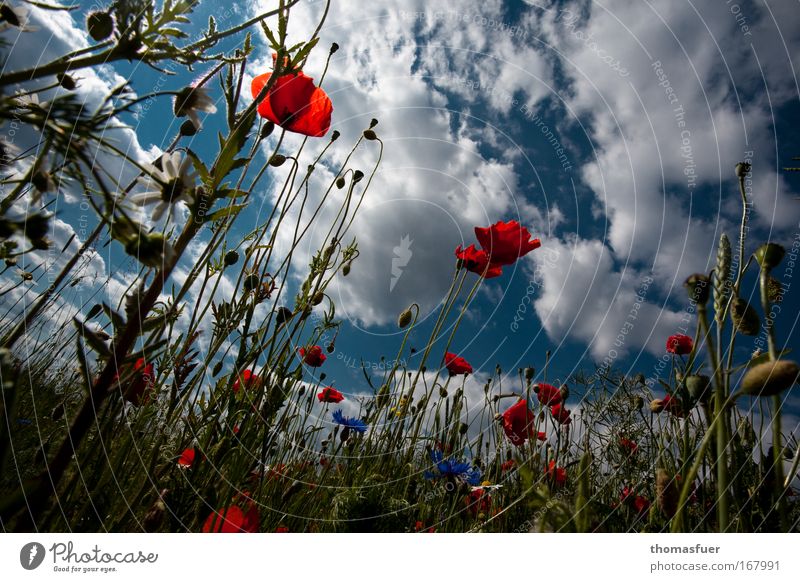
[4,0,800,432]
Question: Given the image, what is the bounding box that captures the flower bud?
[330,42,340,54]
[180,120,197,136]
[275,306,292,325]
[439,387,448,398]
[370,118,379,128]
[335,176,346,189]
[397,307,413,329]
[685,374,711,403]
[326,343,335,353]
[342,262,351,276]
[260,121,275,139]
[363,129,377,140]
[312,291,324,305]
[684,273,710,305]
[269,154,287,167]
[735,161,751,178]
[224,250,239,267]
[56,73,76,91]
[243,273,260,292]
[87,11,114,42]
[741,360,800,397]
[23,212,50,241]
[331,130,340,141]
[352,170,364,183]
[730,297,760,336]
[754,243,785,271]
[559,384,569,401]
[649,399,665,413]
[524,367,535,381]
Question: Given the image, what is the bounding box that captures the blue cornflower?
[332,409,368,434]
[424,449,482,485]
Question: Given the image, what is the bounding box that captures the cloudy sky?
[3,0,800,431]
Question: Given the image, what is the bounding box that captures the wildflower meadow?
[1,0,799,538]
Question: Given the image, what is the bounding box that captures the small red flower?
[549,403,572,425]
[546,460,567,486]
[202,494,259,533]
[317,386,344,403]
[474,220,541,266]
[454,244,503,278]
[502,398,547,446]
[444,352,473,376]
[666,333,693,355]
[115,358,156,406]
[632,495,651,515]
[661,394,685,417]
[534,383,562,406]
[619,437,638,455]
[177,448,196,468]
[251,62,333,137]
[465,488,492,515]
[298,345,326,367]
[414,521,436,533]
[233,369,261,393]
[275,525,289,533]
[501,459,517,472]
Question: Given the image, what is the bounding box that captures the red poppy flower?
[465,488,492,515]
[317,386,344,403]
[233,369,261,393]
[444,352,473,376]
[414,521,436,533]
[534,383,562,406]
[546,460,567,486]
[275,525,289,533]
[177,448,196,468]
[298,345,326,367]
[501,459,517,472]
[115,358,156,406]
[454,244,503,278]
[661,394,685,418]
[619,437,638,455]
[502,398,547,446]
[251,63,332,137]
[549,403,572,425]
[202,495,259,533]
[632,495,650,515]
[474,220,541,266]
[666,333,693,355]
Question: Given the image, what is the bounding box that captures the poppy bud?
[312,291,324,305]
[23,212,50,241]
[180,120,197,136]
[87,11,114,41]
[326,343,335,353]
[56,73,76,90]
[398,307,413,329]
[212,361,223,376]
[735,161,751,178]
[330,42,340,54]
[224,250,239,266]
[370,118,379,128]
[331,130,340,141]
[649,399,665,413]
[363,129,377,140]
[730,297,760,336]
[459,423,468,435]
[684,273,710,305]
[260,121,275,139]
[754,243,785,271]
[275,306,292,325]
[524,367,535,381]
[269,154,287,167]
[352,170,364,183]
[740,360,800,397]
[559,385,569,401]
[439,387,448,398]
[685,374,711,403]
[243,273,260,292]
[335,176,346,189]
[342,262,351,276]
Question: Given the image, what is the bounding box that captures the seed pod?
[754,243,785,271]
[269,154,287,167]
[335,176,346,189]
[730,297,760,336]
[741,360,800,397]
[656,470,678,518]
[685,374,711,403]
[363,129,377,140]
